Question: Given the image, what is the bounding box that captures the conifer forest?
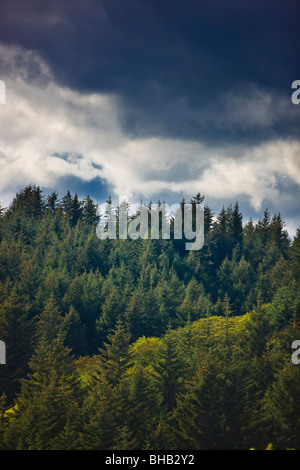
[0,185,300,450]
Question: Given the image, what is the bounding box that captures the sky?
[0,0,299,236]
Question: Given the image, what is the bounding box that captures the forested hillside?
[0,185,300,450]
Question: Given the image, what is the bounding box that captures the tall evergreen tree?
[174,352,251,450]
[61,190,73,223]
[151,328,185,412]
[70,193,82,227]
[0,293,33,402]
[8,185,44,218]
[3,337,81,450]
[98,319,132,388]
[82,195,99,226]
[229,201,243,246]
[289,228,300,281]
[262,361,300,449]
[46,192,59,213]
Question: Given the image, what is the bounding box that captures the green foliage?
[151,327,186,412]
[173,353,252,450]
[0,186,299,449]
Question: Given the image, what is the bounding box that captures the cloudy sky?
[0,0,299,236]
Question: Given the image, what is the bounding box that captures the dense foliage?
[0,185,299,450]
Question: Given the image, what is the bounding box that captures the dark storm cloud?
[1,0,299,143]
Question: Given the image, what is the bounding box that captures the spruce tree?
[82,195,99,226]
[0,293,33,402]
[70,193,82,227]
[46,192,59,213]
[289,228,300,282]
[98,318,132,388]
[174,353,251,450]
[151,328,185,412]
[229,201,243,247]
[3,337,81,450]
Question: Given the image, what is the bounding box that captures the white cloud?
[0,43,300,226]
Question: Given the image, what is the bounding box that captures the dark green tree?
[151,328,185,412]
[46,192,59,213]
[3,337,81,450]
[289,228,300,282]
[229,201,243,246]
[70,193,82,227]
[8,185,44,218]
[82,195,99,226]
[98,318,132,388]
[0,292,33,402]
[174,352,252,450]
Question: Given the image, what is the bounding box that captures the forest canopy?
[0,185,299,450]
